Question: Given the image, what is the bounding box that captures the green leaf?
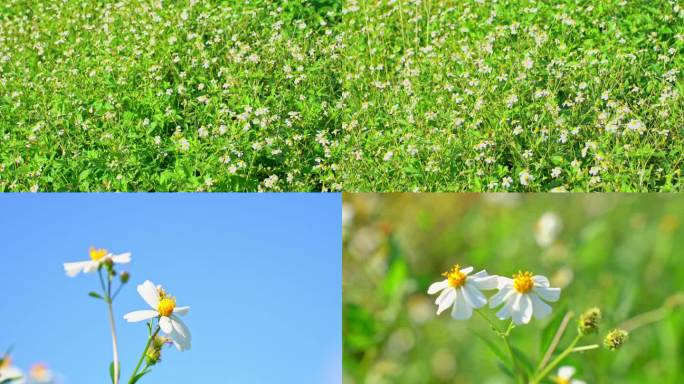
[472,330,509,364]
[130,370,150,384]
[512,346,534,377]
[89,292,104,300]
[109,361,115,384]
[539,306,568,358]
[496,361,513,378]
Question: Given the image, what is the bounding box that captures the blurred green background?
[342,194,684,384]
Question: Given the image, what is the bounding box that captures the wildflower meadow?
[343,193,684,383]
[1,0,683,191]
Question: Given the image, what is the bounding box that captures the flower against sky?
[124,280,192,351]
[63,247,131,277]
[490,271,561,325]
[428,265,499,320]
[0,355,24,384]
[553,366,586,384]
[28,363,54,383]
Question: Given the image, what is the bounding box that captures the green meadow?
[1,0,683,191]
[343,194,684,383]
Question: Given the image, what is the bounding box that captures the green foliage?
[0,0,683,190]
[343,194,684,383]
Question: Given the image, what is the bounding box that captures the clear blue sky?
[0,193,341,384]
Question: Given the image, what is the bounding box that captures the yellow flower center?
[443,264,467,288]
[513,271,534,293]
[90,247,108,261]
[553,377,570,384]
[1,356,10,369]
[30,363,48,380]
[158,297,176,317]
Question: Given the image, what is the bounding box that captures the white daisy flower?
[535,212,562,247]
[553,366,586,384]
[490,271,560,325]
[28,363,54,383]
[519,171,533,186]
[124,280,192,351]
[0,356,24,384]
[63,247,131,277]
[427,264,499,320]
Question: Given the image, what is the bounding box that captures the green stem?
[474,311,523,383]
[502,321,524,384]
[128,326,160,383]
[571,344,599,353]
[531,333,582,384]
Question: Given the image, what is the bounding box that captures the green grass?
[1,0,683,191]
[343,194,684,383]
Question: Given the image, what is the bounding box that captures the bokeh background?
[343,194,684,384]
[0,193,341,384]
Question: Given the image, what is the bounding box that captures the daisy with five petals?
[63,247,131,277]
[124,280,192,351]
[490,271,561,325]
[428,264,499,320]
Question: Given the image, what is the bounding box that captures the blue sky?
[0,193,341,384]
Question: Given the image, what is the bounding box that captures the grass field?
[1,0,683,191]
[343,194,684,383]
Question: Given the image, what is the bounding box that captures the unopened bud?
[604,329,628,351]
[578,307,602,335]
[120,271,130,284]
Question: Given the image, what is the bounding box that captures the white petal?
[558,366,575,379]
[123,310,158,322]
[111,252,131,264]
[138,280,160,309]
[63,260,91,277]
[461,266,474,275]
[534,286,561,302]
[173,306,190,316]
[471,274,499,290]
[83,261,100,274]
[159,316,173,333]
[462,284,487,308]
[496,293,516,320]
[489,286,514,308]
[451,290,472,320]
[170,316,192,351]
[530,293,552,320]
[511,293,533,325]
[436,288,456,315]
[427,279,449,295]
[171,334,191,351]
[497,276,514,289]
[519,294,533,324]
[571,380,586,384]
[532,275,550,287]
[171,315,192,340]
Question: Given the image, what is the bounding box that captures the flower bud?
[120,271,130,284]
[604,328,628,351]
[578,307,601,335]
[145,336,169,366]
[103,258,114,269]
[145,347,161,366]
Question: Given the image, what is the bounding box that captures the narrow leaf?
[89,292,104,300]
[472,330,509,364]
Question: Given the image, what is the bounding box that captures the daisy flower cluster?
[0,354,57,384]
[0,1,682,191]
[63,247,191,384]
[428,263,627,383]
